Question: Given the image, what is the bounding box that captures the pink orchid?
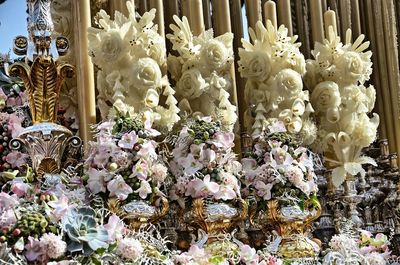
[104,214,126,242]
[135,180,152,199]
[144,119,161,137]
[137,140,157,159]
[5,151,29,168]
[268,121,287,133]
[179,154,204,176]
[24,236,44,262]
[131,159,149,180]
[255,181,273,200]
[214,185,237,200]
[87,168,108,194]
[208,131,235,149]
[47,195,71,222]
[7,113,24,138]
[0,209,17,229]
[240,245,258,264]
[107,175,133,200]
[118,131,138,149]
[10,180,29,197]
[0,192,19,209]
[189,175,220,198]
[199,148,216,164]
[92,144,114,167]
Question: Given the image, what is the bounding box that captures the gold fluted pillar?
[74,0,96,150]
[109,0,129,17]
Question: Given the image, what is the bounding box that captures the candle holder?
[8,0,81,177]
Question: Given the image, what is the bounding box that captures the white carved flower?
[200,38,231,71]
[144,88,159,108]
[334,51,365,85]
[176,68,207,99]
[311,81,341,112]
[238,50,271,82]
[131,58,162,91]
[275,68,303,98]
[93,28,130,66]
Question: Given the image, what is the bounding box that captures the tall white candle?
[264,0,277,29]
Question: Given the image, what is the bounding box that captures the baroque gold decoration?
[268,199,322,259]
[107,197,169,230]
[7,0,81,177]
[188,198,248,242]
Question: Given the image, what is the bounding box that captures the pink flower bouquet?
[169,117,242,207]
[241,121,318,208]
[85,110,169,203]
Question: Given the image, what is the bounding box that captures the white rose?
[147,42,166,66]
[131,58,162,91]
[352,113,379,147]
[167,55,182,81]
[335,51,365,84]
[98,30,126,63]
[200,39,231,71]
[144,88,159,108]
[239,50,271,82]
[311,81,341,112]
[177,69,207,99]
[275,69,303,98]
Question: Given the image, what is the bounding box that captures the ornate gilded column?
[9,0,81,177]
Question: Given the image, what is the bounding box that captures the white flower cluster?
[238,21,315,143]
[305,28,379,187]
[88,1,180,131]
[39,233,67,259]
[167,16,237,132]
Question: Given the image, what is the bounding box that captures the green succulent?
[188,118,221,144]
[61,207,109,256]
[15,211,48,236]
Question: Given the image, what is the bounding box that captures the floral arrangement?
[238,21,316,143]
[169,117,242,207]
[167,16,237,132]
[323,227,391,265]
[305,28,379,187]
[88,1,180,131]
[0,55,30,179]
[241,121,318,207]
[173,243,283,265]
[84,109,169,204]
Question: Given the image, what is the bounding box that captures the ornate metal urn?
[107,197,169,230]
[268,199,321,260]
[8,0,81,177]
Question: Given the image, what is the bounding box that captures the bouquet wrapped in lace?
[169,117,242,207]
[305,28,379,187]
[238,21,316,143]
[167,16,237,132]
[88,0,180,131]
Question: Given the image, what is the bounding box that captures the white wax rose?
[352,113,379,147]
[131,58,162,91]
[147,42,166,66]
[98,30,127,64]
[200,39,231,71]
[177,68,207,99]
[239,50,272,82]
[144,88,160,108]
[275,69,303,98]
[311,81,341,112]
[335,51,365,84]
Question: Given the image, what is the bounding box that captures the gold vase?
[268,199,321,259]
[185,198,248,241]
[108,196,169,230]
